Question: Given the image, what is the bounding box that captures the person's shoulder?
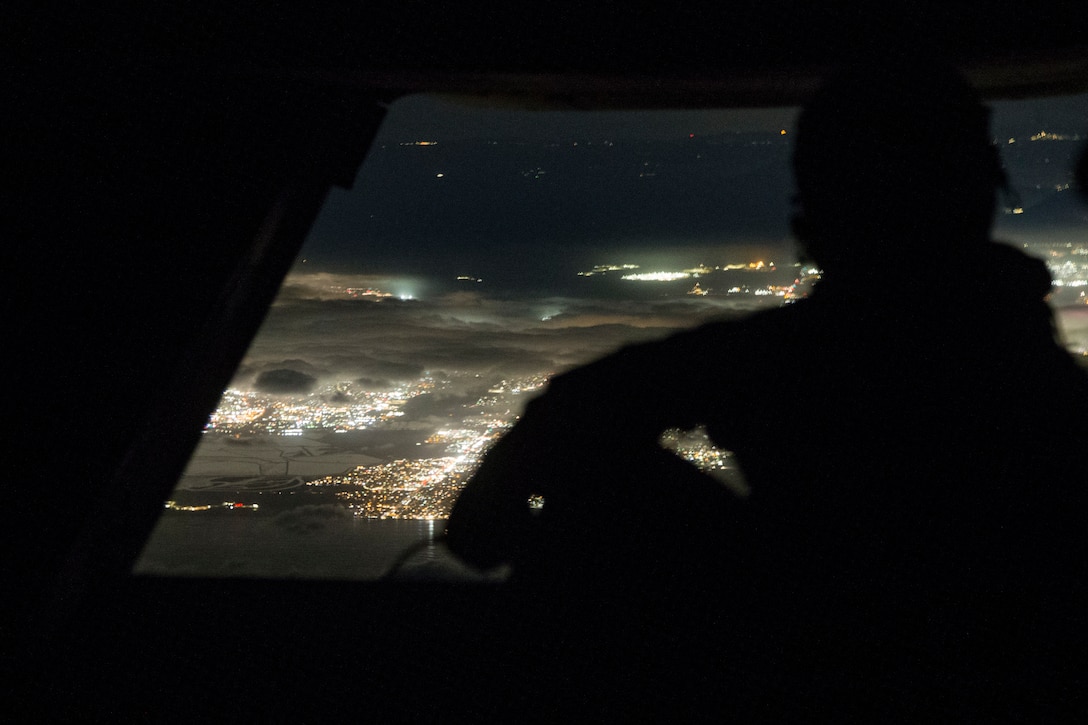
[673,300,816,345]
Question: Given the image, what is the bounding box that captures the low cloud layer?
[231,261,1088,405]
[254,368,318,394]
[230,271,777,394]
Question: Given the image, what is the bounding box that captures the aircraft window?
[133,92,1088,581]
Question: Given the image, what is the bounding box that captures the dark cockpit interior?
[9,5,1088,720]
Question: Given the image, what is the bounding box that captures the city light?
[621,272,691,282]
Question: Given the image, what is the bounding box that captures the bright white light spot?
[621,271,691,282]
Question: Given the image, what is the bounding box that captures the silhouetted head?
[792,55,1006,277]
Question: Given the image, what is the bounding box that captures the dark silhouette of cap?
[792,54,1004,265]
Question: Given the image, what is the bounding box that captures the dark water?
[134,514,501,581]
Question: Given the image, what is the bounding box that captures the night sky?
[300,93,1087,277]
[301,95,801,285]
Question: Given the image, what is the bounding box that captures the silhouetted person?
[446,56,1088,718]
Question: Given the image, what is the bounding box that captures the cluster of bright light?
[581,262,781,280]
[1046,250,1088,289]
[658,427,750,497]
[621,271,691,282]
[485,374,550,396]
[578,264,640,277]
[313,458,459,491]
[205,390,267,429]
[1029,131,1078,142]
[163,500,258,512]
[688,283,709,296]
[318,424,508,519]
[343,287,392,299]
[255,374,531,519]
[206,381,433,435]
